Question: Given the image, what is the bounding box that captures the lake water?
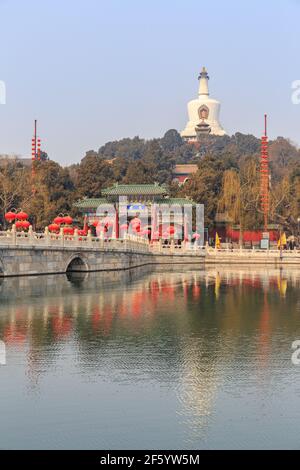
[1,266,300,450]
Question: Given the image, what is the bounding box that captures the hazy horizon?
[0,0,299,165]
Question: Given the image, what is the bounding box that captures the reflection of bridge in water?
[0,266,299,433]
[0,265,297,353]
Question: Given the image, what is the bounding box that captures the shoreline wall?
[205,250,300,266]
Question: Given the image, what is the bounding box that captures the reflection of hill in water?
[1,265,300,437]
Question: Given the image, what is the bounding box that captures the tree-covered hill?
[0,129,299,231]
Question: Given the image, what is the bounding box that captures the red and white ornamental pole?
[31,120,42,193]
[37,138,41,161]
[260,114,269,232]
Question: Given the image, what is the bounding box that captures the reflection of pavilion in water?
[0,266,297,347]
[0,267,296,350]
[0,270,204,343]
[0,269,206,390]
[0,266,299,409]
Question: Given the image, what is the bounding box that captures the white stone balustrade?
[0,227,206,255]
[0,227,152,253]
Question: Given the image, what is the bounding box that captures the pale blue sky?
[0,0,299,165]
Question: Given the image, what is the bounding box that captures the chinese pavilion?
[74,183,197,240]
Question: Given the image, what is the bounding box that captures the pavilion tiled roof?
[73,198,108,209]
[74,196,196,209]
[101,183,167,196]
[173,164,198,175]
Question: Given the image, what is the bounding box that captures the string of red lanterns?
[3,211,199,242]
[49,214,74,235]
[5,209,30,231]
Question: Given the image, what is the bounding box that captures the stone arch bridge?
[0,229,204,277]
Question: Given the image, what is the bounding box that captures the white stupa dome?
[181,67,226,141]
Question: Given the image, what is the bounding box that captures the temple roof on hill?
[173,164,198,175]
[101,183,168,196]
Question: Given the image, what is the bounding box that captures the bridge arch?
[65,254,89,273]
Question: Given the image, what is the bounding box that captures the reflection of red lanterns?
[192,233,201,240]
[167,226,175,235]
[92,221,99,227]
[4,324,26,344]
[49,223,60,233]
[77,229,87,236]
[5,211,16,223]
[52,316,73,338]
[16,211,29,221]
[120,223,128,230]
[193,284,201,299]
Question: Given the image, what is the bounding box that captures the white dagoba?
[181,67,226,141]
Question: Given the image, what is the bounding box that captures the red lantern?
[15,220,30,230]
[63,227,74,235]
[131,218,141,226]
[77,229,87,236]
[92,221,99,227]
[54,216,63,225]
[5,211,16,223]
[63,216,73,225]
[167,226,175,235]
[16,211,28,221]
[49,223,60,233]
[21,220,30,230]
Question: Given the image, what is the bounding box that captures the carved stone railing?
[149,239,205,254]
[0,227,151,253]
[0,227,206,255]
[205,246,300,256]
